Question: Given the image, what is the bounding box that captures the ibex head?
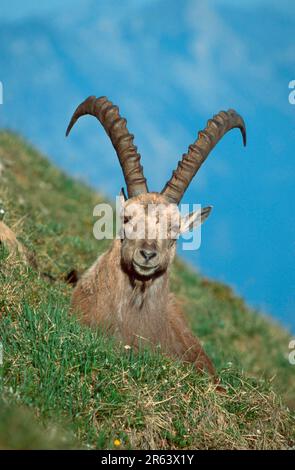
[66,96,246,279]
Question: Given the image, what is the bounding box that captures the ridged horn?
[161,109,246,203]
[66,96,148,198]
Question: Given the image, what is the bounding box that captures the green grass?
[0,397,77,450]
[0,130,294,449]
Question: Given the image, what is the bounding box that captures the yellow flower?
[114,438,121,447]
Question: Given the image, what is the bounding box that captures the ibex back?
[66,96,246,381]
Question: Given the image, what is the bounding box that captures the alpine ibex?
[66,96,246,380]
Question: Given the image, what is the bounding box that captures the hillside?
[0,131,294,450]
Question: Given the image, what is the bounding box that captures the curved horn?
[66,96,148,198]
[161,109,246,204]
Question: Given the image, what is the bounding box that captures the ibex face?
[120,192,212,278]
[120,193,178,278]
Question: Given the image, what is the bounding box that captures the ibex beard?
[66,95,246,383]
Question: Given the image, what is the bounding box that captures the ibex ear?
[117,190,127,239]
[118,188,127,223]
[118,188,127,211]
[120,187,127,202]
[180,206,212,234]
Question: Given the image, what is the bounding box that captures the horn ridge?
[161,109,246,203]
[66,95,148,198]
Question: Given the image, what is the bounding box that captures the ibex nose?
[140,249,157,262]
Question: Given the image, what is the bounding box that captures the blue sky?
[0,0,294,330]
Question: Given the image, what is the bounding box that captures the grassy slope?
[0,131,294,450]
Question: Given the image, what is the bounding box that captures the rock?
[0,221,36,267]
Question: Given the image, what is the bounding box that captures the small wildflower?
[124,345,131,350]
[114,438,121,447]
